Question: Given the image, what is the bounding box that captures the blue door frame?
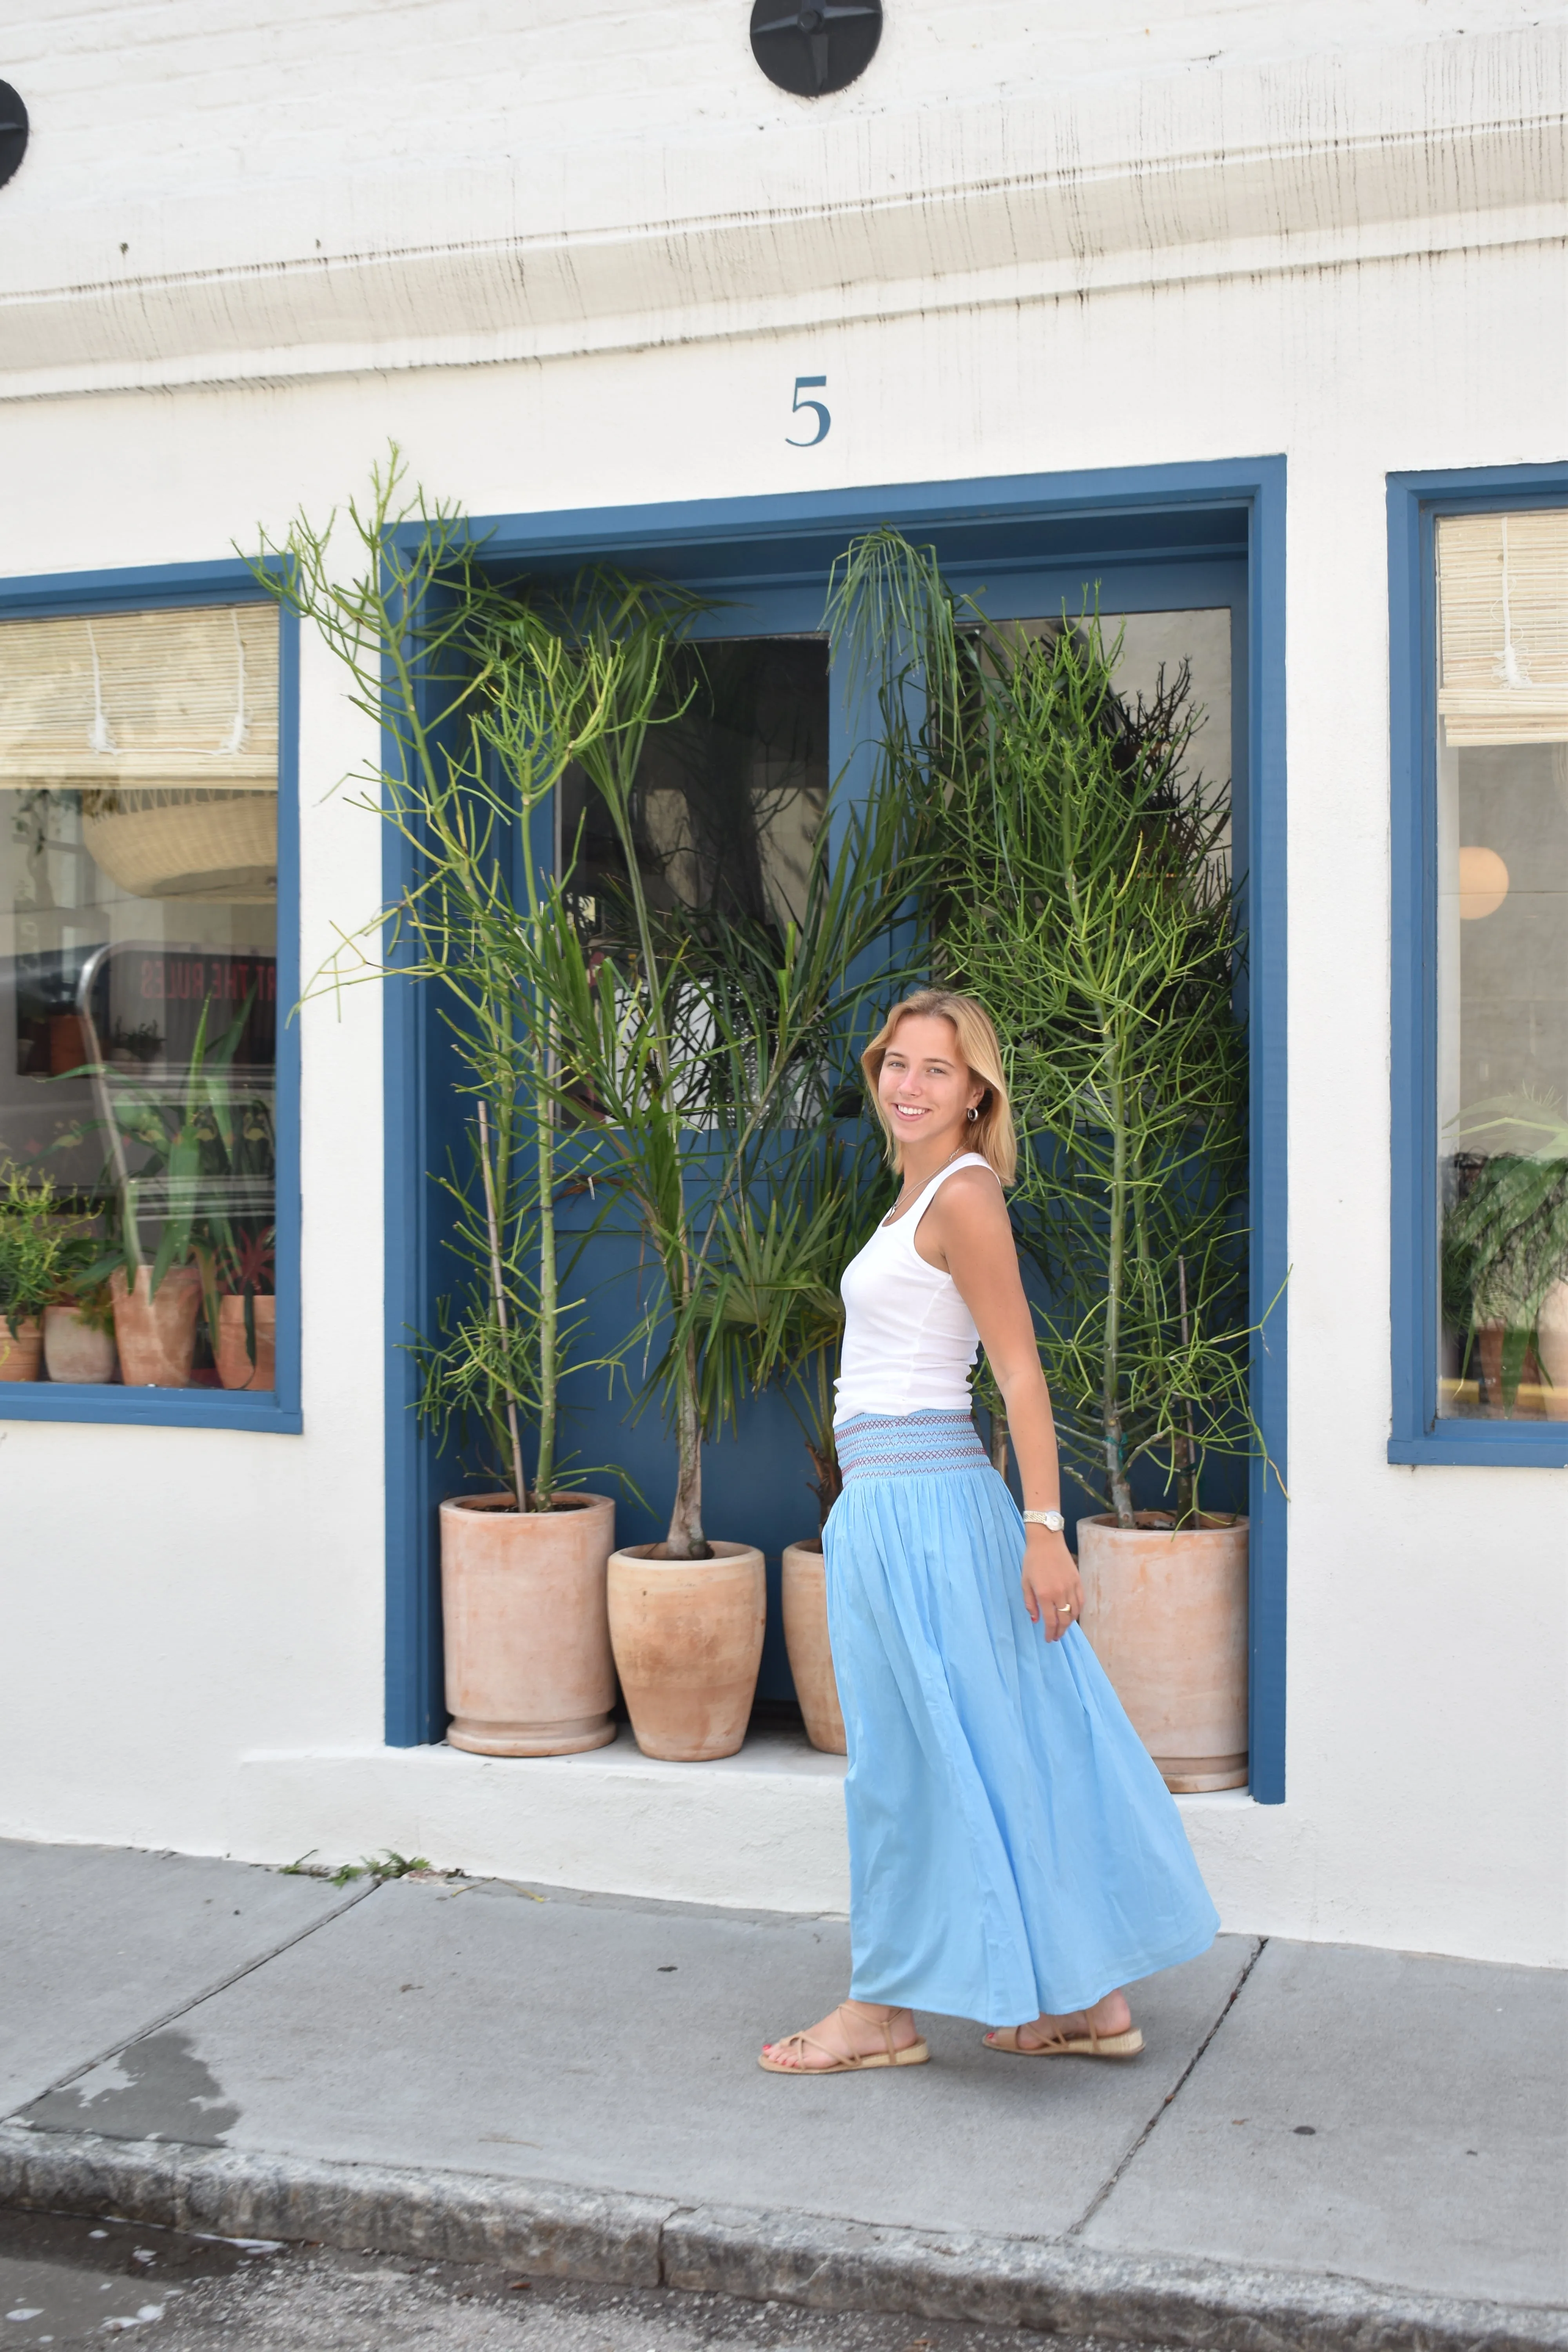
[382,457,1290,1802]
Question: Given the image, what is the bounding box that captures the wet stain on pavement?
[21,2030,240,2145]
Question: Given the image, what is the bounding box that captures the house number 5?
[786,376,831,446]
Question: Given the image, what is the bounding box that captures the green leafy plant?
[217,1225,276,1372]
[53,991,273,1352]
[692,1133,891,1531]
[327,1850,432,1887]
[480,576,929,1559]
[255,456,924,1541]
[829,529,1267,1528]
[1443,1151,1568,1404]
[0,1161,77,1338]
[1443,1092,1568,1408]
[254,457,652,1508]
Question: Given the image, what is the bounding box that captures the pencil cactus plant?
[829,528,1263,1528]
[253,456,627,1508]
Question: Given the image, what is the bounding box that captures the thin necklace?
[886,1135,972,1223]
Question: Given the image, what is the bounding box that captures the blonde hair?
[861,989,1017,1185]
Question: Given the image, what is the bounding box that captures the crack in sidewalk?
[1064,1932,1268,2239]
[3,1878,383,2123]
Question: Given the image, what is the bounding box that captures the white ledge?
[232,1724,1261,1917]
[237,1725,852,1915]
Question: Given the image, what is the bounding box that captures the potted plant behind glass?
[256,457,643,1757]
[481,577,926,1760]
[215,1226,276,1391]
[55,991,262,1387]
[1443,1093,1568,1419]
[832,530,1268,1793]
[0,1162,76,1381]
[44,1227,118,1384]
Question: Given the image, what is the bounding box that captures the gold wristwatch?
[1022,1509,1066,1533]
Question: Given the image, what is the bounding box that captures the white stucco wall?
[2,1,1564,1967]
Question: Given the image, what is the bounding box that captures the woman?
[761,989,1219,2075]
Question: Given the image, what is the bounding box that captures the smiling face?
[877,1012,987,1164]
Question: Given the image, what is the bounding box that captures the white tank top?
[833,1153,993,1427]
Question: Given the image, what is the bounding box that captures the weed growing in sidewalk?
[276,1849,437,1887]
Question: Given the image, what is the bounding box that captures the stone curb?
[2,2126,1563,2352]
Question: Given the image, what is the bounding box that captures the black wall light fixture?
[0,83,27,191]
[750,1,882,96]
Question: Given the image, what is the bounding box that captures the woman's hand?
[1022,1528,1083,1642]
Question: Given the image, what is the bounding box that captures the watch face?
[0,84,27,193]
[749,1,883,97]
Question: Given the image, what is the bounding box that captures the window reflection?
[0,605,279,1392]
[1435,513,1568,1419]
[560,637,829,932]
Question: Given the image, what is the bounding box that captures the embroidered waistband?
[835,1409,989,1481]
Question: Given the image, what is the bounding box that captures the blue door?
[383,467,1285,1795]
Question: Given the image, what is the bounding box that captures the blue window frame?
[0,558,301,1434]
[1388,465,1568,1468]
[383,459,1290,1801]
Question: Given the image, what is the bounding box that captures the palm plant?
[829,528,1262,1528]
[692,1132,892,1532]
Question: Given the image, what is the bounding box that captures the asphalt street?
[0,2208,1205,2352]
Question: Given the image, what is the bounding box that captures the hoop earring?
[965,1106,979,1124]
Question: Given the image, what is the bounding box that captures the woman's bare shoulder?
[932,1162,1009,1228]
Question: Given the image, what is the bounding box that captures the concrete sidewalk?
[1,1839,1564,2352]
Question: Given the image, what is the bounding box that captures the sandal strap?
[774,2027,863,2069]
[997,2012,1093,2053]
[840,2002,906,2064]
[771,2004,911,2071]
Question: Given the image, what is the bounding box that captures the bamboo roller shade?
[0,604,279,788]
[1437,510,1568,747]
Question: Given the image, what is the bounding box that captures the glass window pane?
[1005,607,1233,865]
[1435,512,1568,1420]
[560,637,829,930]
[0,604,279,1393]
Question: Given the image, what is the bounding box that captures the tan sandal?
[984,2016,1144,2060]
[759,2003,930,2075]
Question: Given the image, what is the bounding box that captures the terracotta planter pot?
[0,1316,43,1381]
[1475,1324,1546,1417]
[607,1541,766,1762]
[782,1538,847,1755]
[1533,1280,1568,1421]
[216,1293,276,1391]
[441,1491,617,1756]
[1077,1513,1249,1793]
[110,1264,201,1387]
[42,1306,117,1384]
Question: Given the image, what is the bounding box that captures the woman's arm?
[922,1169,1084,1641]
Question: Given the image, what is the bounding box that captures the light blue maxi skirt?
[824,1410,1220,2025]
